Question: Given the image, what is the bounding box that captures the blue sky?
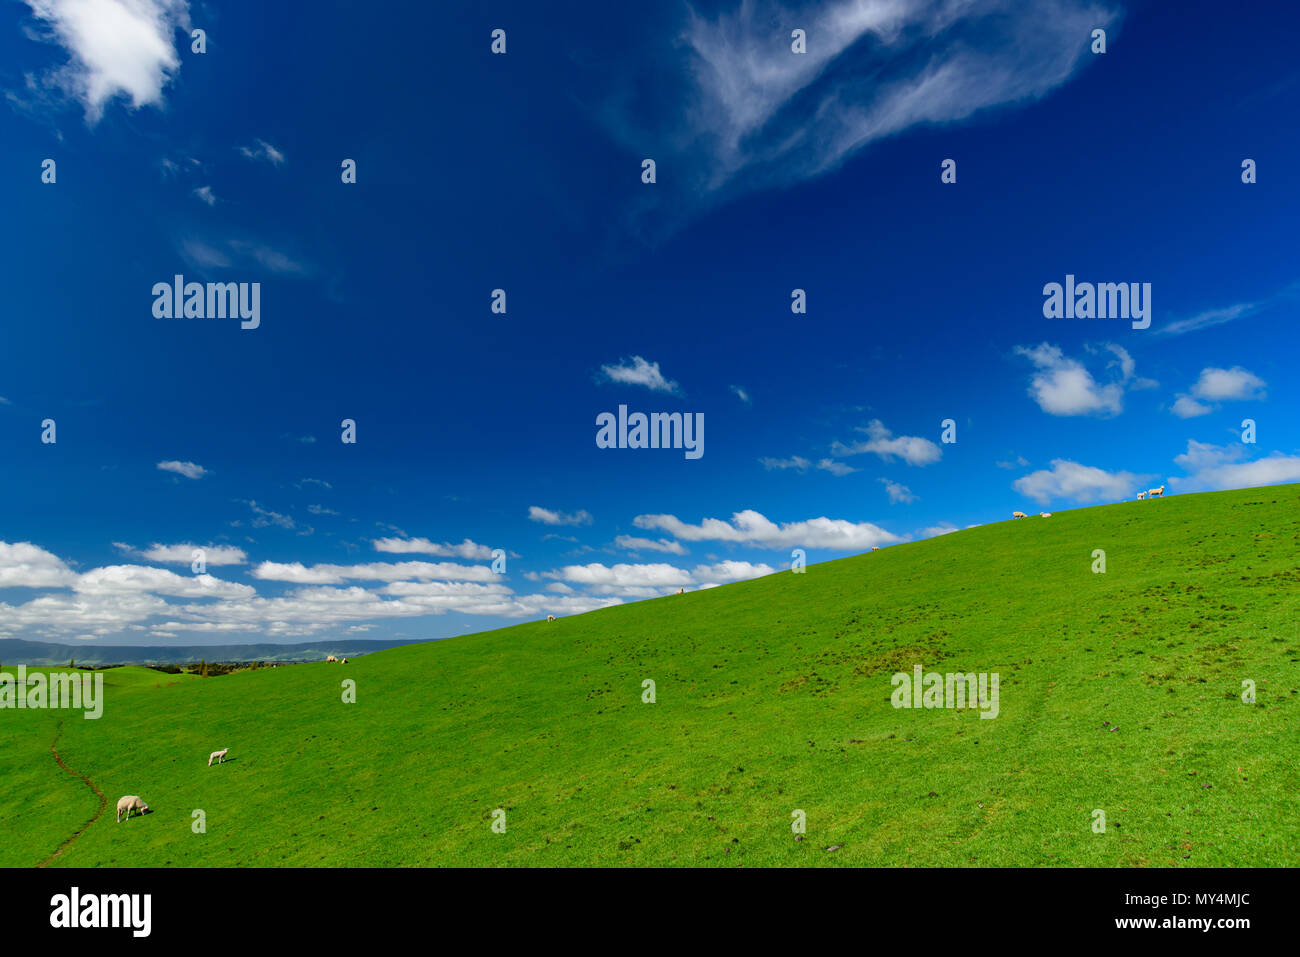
[1,0,1297,645]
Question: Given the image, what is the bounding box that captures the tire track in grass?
[39,719,106,868]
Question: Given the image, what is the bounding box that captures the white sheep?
[326,655,338,663]
[1040,512,1052,517]
[1012,511,1027,519]
[116,795,149,822]
[1136,491,1146,500]
[547,615,556,622]
[675,588,684,595]
[208,748,228,767]
[1149,485,1165,497]
[871,546,880,551]
[341,658,348,664]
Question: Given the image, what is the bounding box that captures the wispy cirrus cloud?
[179,237,311,277]
[604,0,1116,220]
[759,455,859,475]
[598,356,682,394]
[238,138,286,166]
[528,506,594,527]
[157,459,207,480]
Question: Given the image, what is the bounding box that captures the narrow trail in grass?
[39,719,106,868]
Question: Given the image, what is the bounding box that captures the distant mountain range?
[0,637,436,667]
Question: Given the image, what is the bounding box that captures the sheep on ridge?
[1012,512,1027,519]
[547,615,556,622]
[1148,485,1165,497]
[326,655,337,663]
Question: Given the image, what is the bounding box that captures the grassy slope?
[3,485,1297,867]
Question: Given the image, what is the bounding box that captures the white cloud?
[546,559,776,595]
[0,591,170,635]
[250,560,497,585]
[193,185,216,205]
[554,562,693,589]
[22,0,191,122]
[831,419,941,465]
[0,541,79,588]
[1190,366,1266,401]
[1171,366,1266,418]
[1013,459,1148,505]
[528,506,593,527]
[157,459,207,479]
[136,543,247,565]
[598,356,681,394]
[731,385,751,404]
[372,537,496,560]
[1014,343,1130,417]
[613,535,688,555]
[633,509,900,551]
[920,524,959,538]
[1171,395,1212,419]
[74,565,253,599]
[1171,440,1300,492]
[690,560,776,585]
[879,479,917,503]
[0,539,629,639]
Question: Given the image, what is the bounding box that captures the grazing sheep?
[116,795,149,822]
[547,615,556,622]
[208,748,229,767]
[341,658,348,664]
[1012,511,1027,519]
[1040,512,1052,518]
[326,655,337,663]
[1149,485,1165,497]
[1136,491,1146,500]
[871,546,880,551]
[675,588,684,595]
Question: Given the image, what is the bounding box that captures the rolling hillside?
[3,485,1297,867]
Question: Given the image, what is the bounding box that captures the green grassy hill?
[3,485,1298,867]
